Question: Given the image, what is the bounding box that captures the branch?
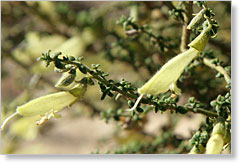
[180,1,193,52]
[53,58,218,118]
[203,58,231,84]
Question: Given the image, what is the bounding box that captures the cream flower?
[1,84,87,130]
[16,91,77,117]
[128,23,212,111]
[138,47,200,96]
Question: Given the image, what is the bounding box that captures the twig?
[203,58,231,84]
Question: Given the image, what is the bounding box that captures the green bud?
[55,69,76,88]
[69,56,75,61]
[154,107,159,113]
[217,95,223,102]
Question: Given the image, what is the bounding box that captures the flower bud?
[55,69,76,88]
[187,8,206,30]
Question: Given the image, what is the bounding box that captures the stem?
[203,58,231,84]
[55,58,218,118]
[1,112,18,131]
[188,107,218,117]
[180,1,193,52]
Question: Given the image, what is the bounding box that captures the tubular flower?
[16,91,77,117]
[138,47,200,96]
[128,21,212,112]
[1,84,87,130]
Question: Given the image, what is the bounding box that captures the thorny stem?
[55,58,218,118]
[203,58,231,84]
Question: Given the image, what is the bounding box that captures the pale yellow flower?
[128,22,212,112]
[138,47,200,96]
[16,91,77,117]
[1,84,87,130]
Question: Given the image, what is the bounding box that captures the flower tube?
[1,84,87,130]
[16,91,77,117]
[128,22,212,111]
[138,47,200,96]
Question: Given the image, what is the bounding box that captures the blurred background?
[1,1,231,154]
